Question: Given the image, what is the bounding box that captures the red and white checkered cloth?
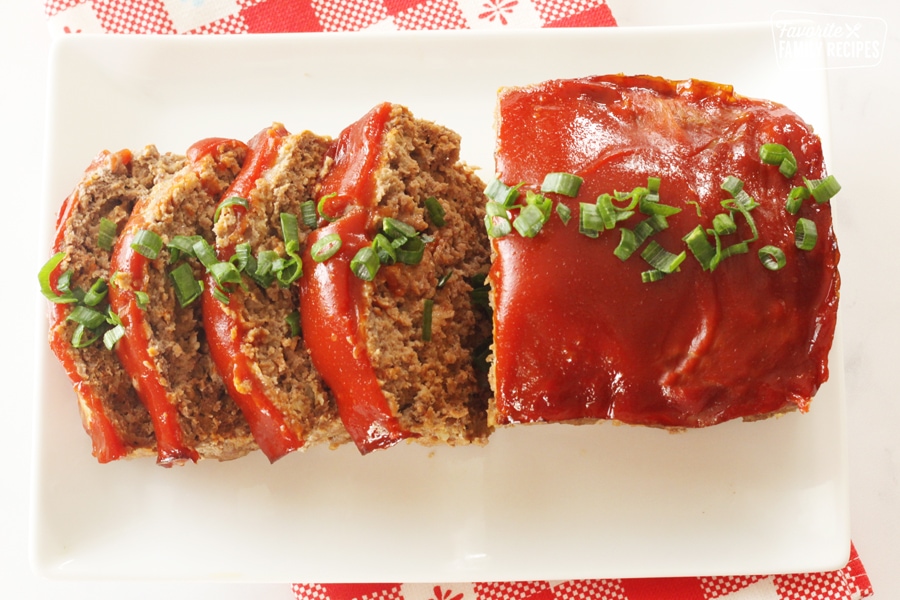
[39,1,874,598]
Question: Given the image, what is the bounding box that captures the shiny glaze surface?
[491,75,840,427]
[300,103,417,454]
[202,124,304,462]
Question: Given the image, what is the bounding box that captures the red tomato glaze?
[491,75,840,427]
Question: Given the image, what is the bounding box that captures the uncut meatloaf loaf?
[487,74,840,428]
[300,103,492,454]
[204,124,349,462]
[109,138,257,466]
[47,146,186,463]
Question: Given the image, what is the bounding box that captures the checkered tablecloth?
[40,1,875,598]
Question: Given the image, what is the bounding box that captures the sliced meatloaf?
[204,124,349,462]
[46,146,186,463]
[300,103,492,454]
[108,138,257,465]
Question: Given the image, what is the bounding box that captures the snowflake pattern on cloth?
[43,0,616,34]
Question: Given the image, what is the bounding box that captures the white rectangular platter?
[32,24,849,582]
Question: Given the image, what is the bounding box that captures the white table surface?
[3,1,897,598]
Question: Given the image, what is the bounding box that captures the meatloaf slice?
[46,146,186,463]
[204,124,349,462]
[109,138,257,465]
[300,103,492,454]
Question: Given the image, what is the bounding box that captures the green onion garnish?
[135,290,149,310]
[130,229,163,260]
[70,324,101,349]
[189,238,218,270]
[641,241,686,275]
[82,278,108,307]
[484,178,523,207]
[280,212,300,248]
[395,237,425,265]
[67,305,107,330]
[484,213,512,238]
[805,175,841,204]
[641,269,668,283]
[759,245,787,270]
[786,186,810,215]
[230,242,253,272]
[513,204,546,238]
[300,200,318,229]
[614,228,638,261]
[382,217,418,241]
[579,202,604,238]
[311,233,342,262]
[167,235,202,263]
[169,262,204,307]
[209,261,244,288]
[422,298,434,342]
[712,212,737,236]
[437,271,453,288]
[541,172,583,197]
[372,233,397,265]
[213,196,250,223]
[350,246,381,281]
[38,252,77,304]
[556,202,572,225]
[795,217,818,251]
[424,197,446,227]
[97,217,117,251]
[285,311,301,337]
[682,225,717,271]
[597,194,617,230]
[317,192,339,222]
[759,143,798,178]
[103,324,125,350]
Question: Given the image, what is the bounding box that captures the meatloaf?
[46,146,186,462]
[487,74,840,428]
[300,103,492,454]
[204,124,349,462]
[108,138,257,465]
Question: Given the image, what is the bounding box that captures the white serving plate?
[31,24,849,583]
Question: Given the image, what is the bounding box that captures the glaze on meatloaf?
[204,124,349,462]
[47,146,186,462]
[108,138,257,465]
[300,103,492,454]
[487,75,840,428]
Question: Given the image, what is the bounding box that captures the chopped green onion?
[382,217,418,241]
[70,324,101,349]
[721,241,750,259]
[82,278,108,307]
[167,235,203,263]
[372,233,397,265]
[422,298,434,342]
[712,212,737,236]
[484,214,512,238]
[641,269,668,283]
[97,217,117,251]
[214,196,249,223]
[683,225,717,271]
[437,271,453,288]
[541,172,583,197]
[647,176,661,194]
[350,246,381,281]
[248,250,276,288]
[721,176,744,197]
[280,212,300,249]
[513,204,546,238]
[805,175,841,203]
[103,324,125,350]
[169,262,204,307]
[759,245,787,271]
[525,191,553,221]
[211,284,230,304]
[317,192,339,222]
[311,233,342,262]
[67,305,107,330]
[209,261,244,288]
[285,311,301,337]
[786,186,811,214]
[614,228,638,261]
[300,200,318,229]
[597,194,617,230]
[579,202,604,238]
[484,179,523,207]
[191,238,218,270]
[424,197,446,227]
[135,290,149,310]
[39,252,77,304]
[641,241,685,274]
[686,200,702,217]
[556,202,572,225]
[795,217,818,251]
[396,237,425,265]
[639,196,681,217]
[230,242,253,272]
[130,229,163,260]
[759,143,798,178]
